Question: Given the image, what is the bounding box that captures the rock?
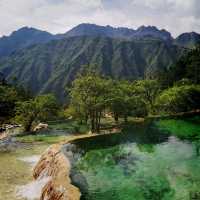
[33,145,81,200]
[70,170,88,195]
[0,133,6,140]
[33,123,48,132]
[4,124,21,129]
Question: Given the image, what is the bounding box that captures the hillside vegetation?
[0,36,185,101]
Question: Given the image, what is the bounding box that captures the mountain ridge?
[0,27,60,58]
[0,23,199,58]
[175,32,200,48]
[63,23,173,41]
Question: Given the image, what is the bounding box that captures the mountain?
[134,26,172,41]
[175,32,200,48]
[0,36,185,102]
[0,27,58,58]
[64,23,173,41]
[0,23,199,102]
[0,24,199,60]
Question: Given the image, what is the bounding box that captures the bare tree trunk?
[85,114,88,124]
[114,112,119,122]
[97,111,101,133]
[24,117,34,132]
[90,111,95,133]
[124,115,128,123]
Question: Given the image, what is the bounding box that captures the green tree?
[15,94,58,132]
[70,71,110,133]
[134,80,160,114]
[108,80,143,122]
[0,85,19,120]
[162,44,200,86]
[155,85,200,114]
[0,76,32,123]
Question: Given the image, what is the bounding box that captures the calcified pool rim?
[33,144,81,200]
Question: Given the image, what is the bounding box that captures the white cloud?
[0,0,199,37]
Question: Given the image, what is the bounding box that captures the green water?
[70,119,200,200]
[1,119,200,200]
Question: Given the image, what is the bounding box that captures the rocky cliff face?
[33,144,81,200]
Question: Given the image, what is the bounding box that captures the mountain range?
[0,23,199,101]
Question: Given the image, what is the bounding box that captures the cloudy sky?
[0,0,199,37]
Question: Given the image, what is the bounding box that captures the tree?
[155,85,200,114]
[162,44,200,86]
[15,94,58,132]
[186,44,200,84]
[0,85,18,120]
[70,71,110,133]
[108,80,139,122]
[134,80,160,114]
[0,76,32,123]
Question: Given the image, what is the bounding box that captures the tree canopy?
[68,69,160,132]
[155,85,200,114]
[15,94,58,131]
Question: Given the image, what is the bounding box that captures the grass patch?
[15,120,90,144]
[15,135,69,144]
[48,120,89,134]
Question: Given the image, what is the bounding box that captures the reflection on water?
[69,121,200,200]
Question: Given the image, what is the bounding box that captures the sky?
[0,0,200,37]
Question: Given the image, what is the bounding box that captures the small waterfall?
[18,155,41,168]
[16,155,51,200]
[16,176,51,200]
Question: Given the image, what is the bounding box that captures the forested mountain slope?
[0,36,185,101]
